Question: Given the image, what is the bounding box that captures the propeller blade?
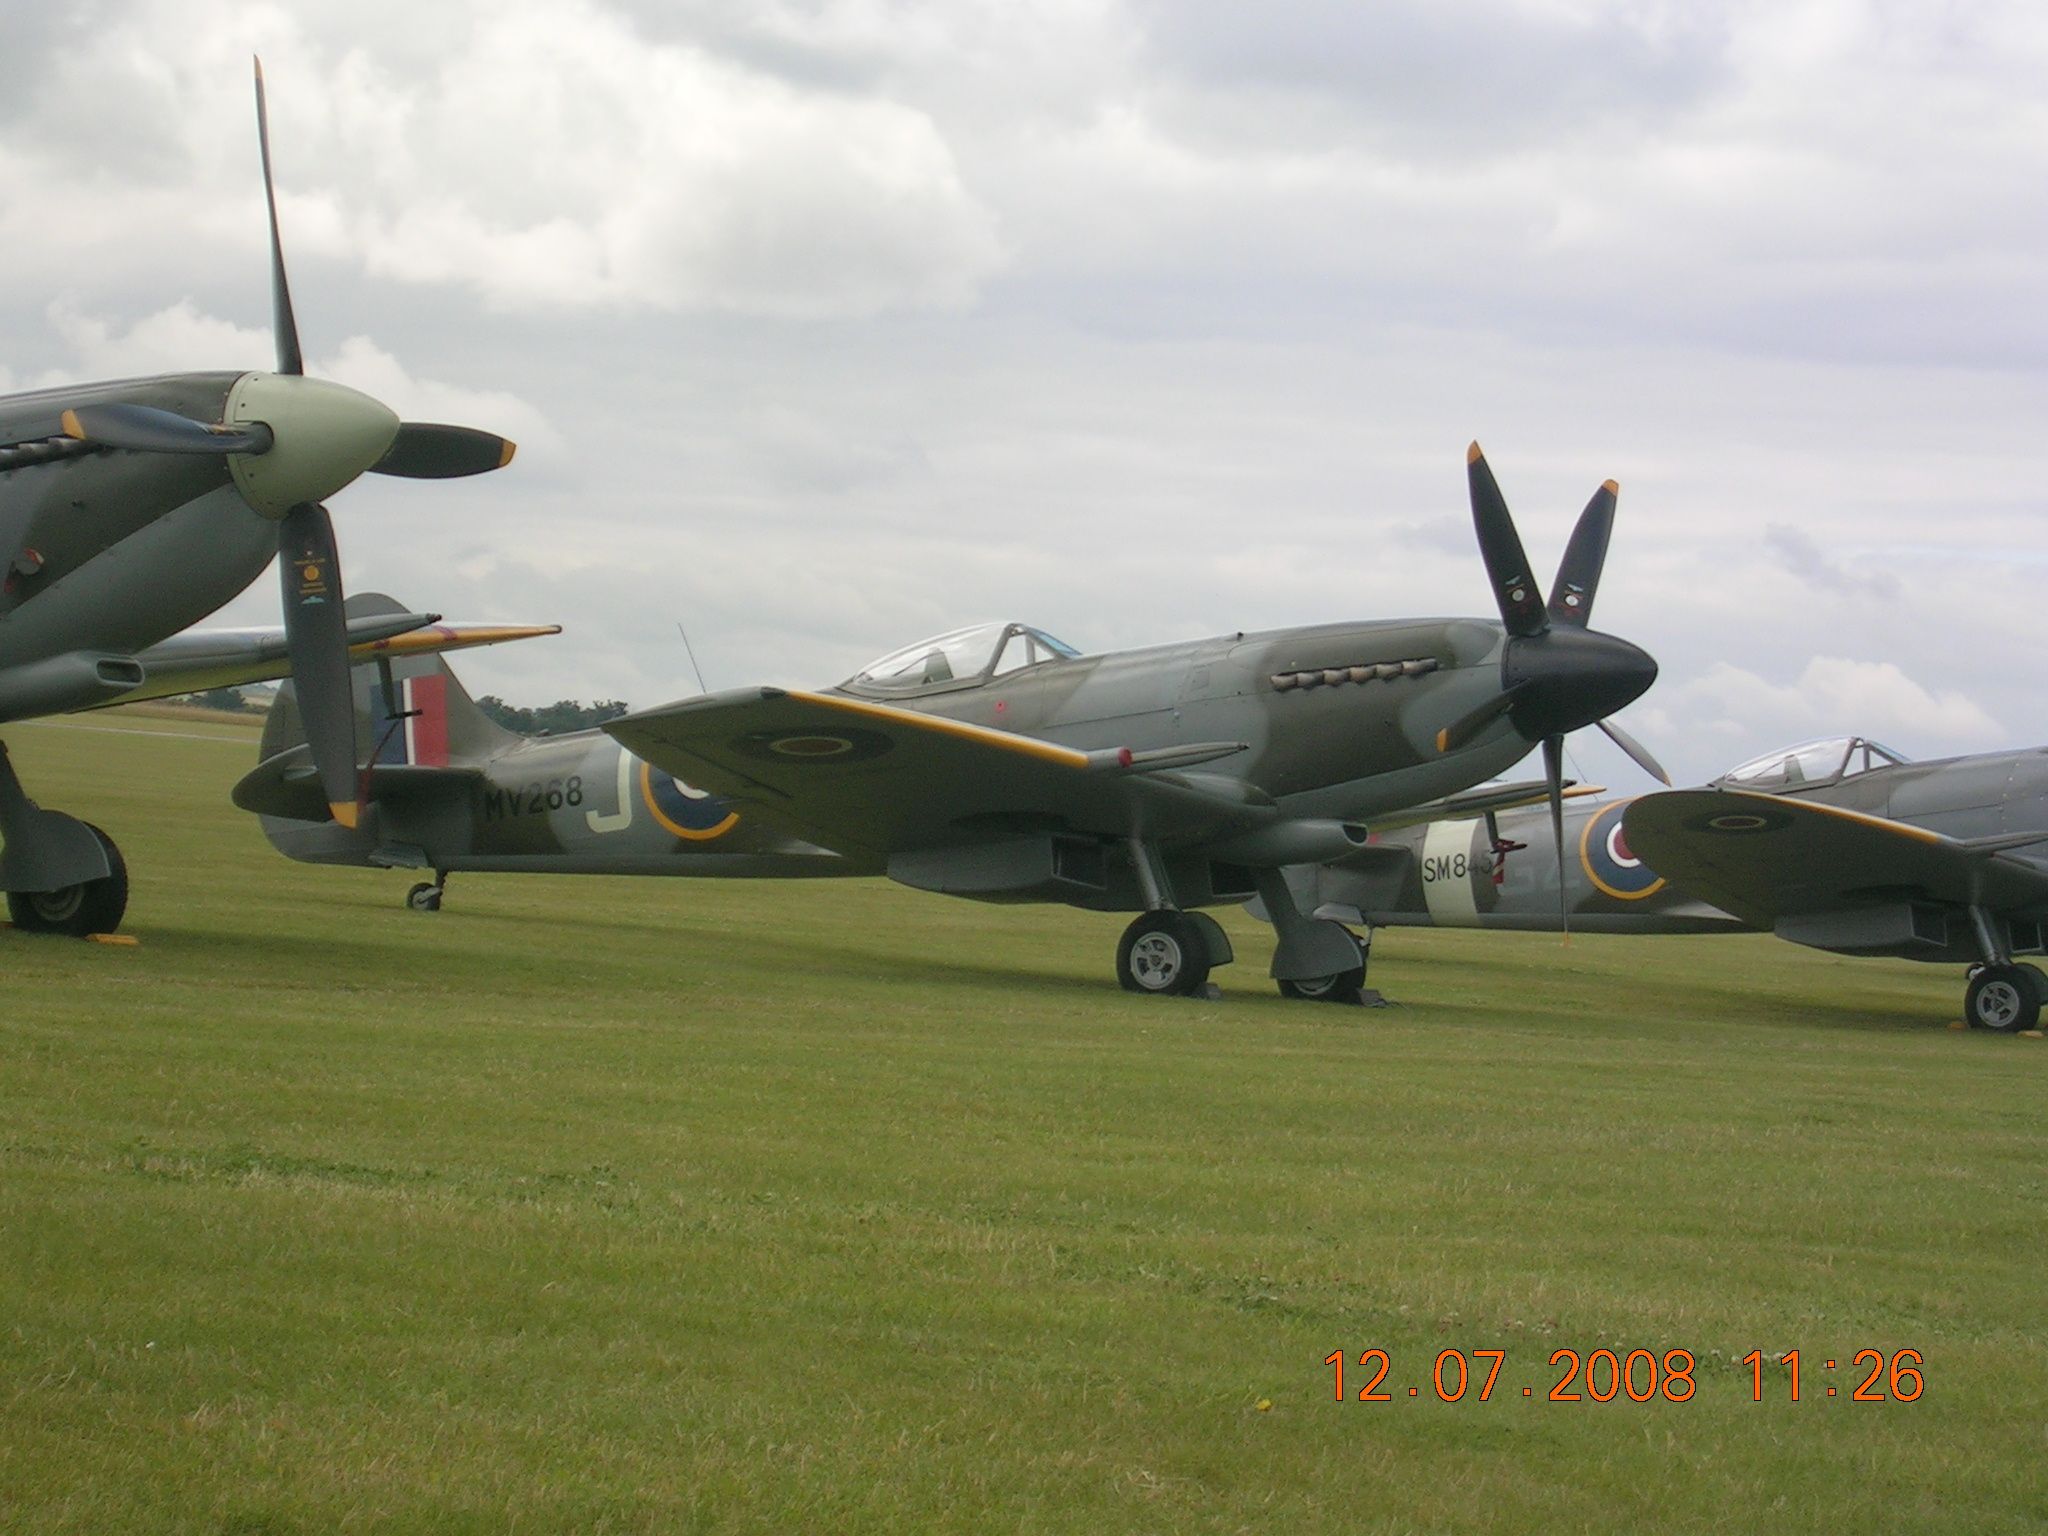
[372,423,518,479]
[279,503,360,827]
[1546,480,1617,628]
[1596,716,1672,785]
[252,56,304,377]
[1542,733,1569,943]
[60,403,272,457]
[1467,442,1548,638]
[1434,684,1526,754]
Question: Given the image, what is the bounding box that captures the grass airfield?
[1,714,2043,1534]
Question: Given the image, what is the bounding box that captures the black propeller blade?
[373,423,517,479]
[1596,716,1671,785]
[252,57,304,378]
[1541,734,1569,940]
[278,503,360,827]
[1449,444,1661,774]
[1466,443,1548,638]
[1546,480,1616,628]
[60,403,273,457]
[1434,685,1525,756]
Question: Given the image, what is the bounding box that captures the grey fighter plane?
[0,61,514,933]
[1286,733,2048,1032]
[237,597,865,897]
[596,446,1664,997]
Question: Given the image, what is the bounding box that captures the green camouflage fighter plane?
[0,60,515,934]
[570,446,1663,999]
[1276,733,2048,1032]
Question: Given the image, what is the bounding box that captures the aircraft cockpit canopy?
[1713,735,1909,790]
[844,621,1082,696]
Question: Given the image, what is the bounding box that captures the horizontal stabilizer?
[234,744,483,822]
[106,598,559,710]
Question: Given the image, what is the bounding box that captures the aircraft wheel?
[406,882,443,913]
[1117,912,1211,996]
[1278,931,1368,1005]
[1965,963,2040,1033]
[6,824,129,937]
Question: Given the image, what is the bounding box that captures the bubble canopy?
[844,622,1083,695]
[1714,736,1909,789]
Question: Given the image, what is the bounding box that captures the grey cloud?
[1131,0,1730,155]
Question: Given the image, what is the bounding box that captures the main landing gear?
[1109,841,1375,1004]
[1255,868,1380,1006]
[1113,840,1232,997]
[0,742,128,937]
[1276,926,1371,1006]
[1964,962,2045,1033]
[405,872,449,913]
[1116,910,1230,996]
[1962,908,2043,1033]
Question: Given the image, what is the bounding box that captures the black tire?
[1116,911,1212,996]
[1965,963,2040,1033]
[6,824,128,937]
[1278,931,1369,1005]
[406,882,443,913]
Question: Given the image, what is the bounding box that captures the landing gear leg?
[1963,907,2040,1033]
[1255,869,1382,1006]
[406,870,448,913]
[0,741,128,936]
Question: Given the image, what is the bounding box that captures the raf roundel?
[731,726,895,765]
[1578,799,1666,900]
[637,761,738,840]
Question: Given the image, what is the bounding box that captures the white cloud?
[1639,658,2006,774]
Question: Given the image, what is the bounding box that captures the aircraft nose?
[221,372,401,518]
[1503,626,1658,740]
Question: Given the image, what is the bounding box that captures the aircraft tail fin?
[244,593,535,824]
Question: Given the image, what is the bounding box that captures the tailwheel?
[6,823,128,937]
[1964,963,2040,1033]
[405,880,444,914]
[1116,911,1212,997]
[1277,929,1368,1005]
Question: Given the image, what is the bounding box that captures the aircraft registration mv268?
[1283,733,2048,1032]
[584,446,1663,999]
[0,61,515,935]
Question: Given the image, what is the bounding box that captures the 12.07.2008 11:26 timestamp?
[1324,1349,1925,1404]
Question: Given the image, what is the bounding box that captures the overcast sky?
[5,0,2046,787]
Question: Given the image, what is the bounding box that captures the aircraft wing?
[606,688,1268,858]
[1620,789,2048,926]
[103,615,561,708]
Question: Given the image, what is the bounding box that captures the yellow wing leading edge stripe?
[1721,789,1948,846]
[786,690,1094,769]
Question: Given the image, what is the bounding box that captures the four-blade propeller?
[60,58,519,829]
[1450,442,1669,935]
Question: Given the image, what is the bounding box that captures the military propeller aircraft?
[1283,733,2048,1032]
[0,60,515,934]
[586,445,1663,997]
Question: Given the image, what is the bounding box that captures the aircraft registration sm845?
[0,60,515,935]
[595,447,1664,999]
[1282,733,2048,1033]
